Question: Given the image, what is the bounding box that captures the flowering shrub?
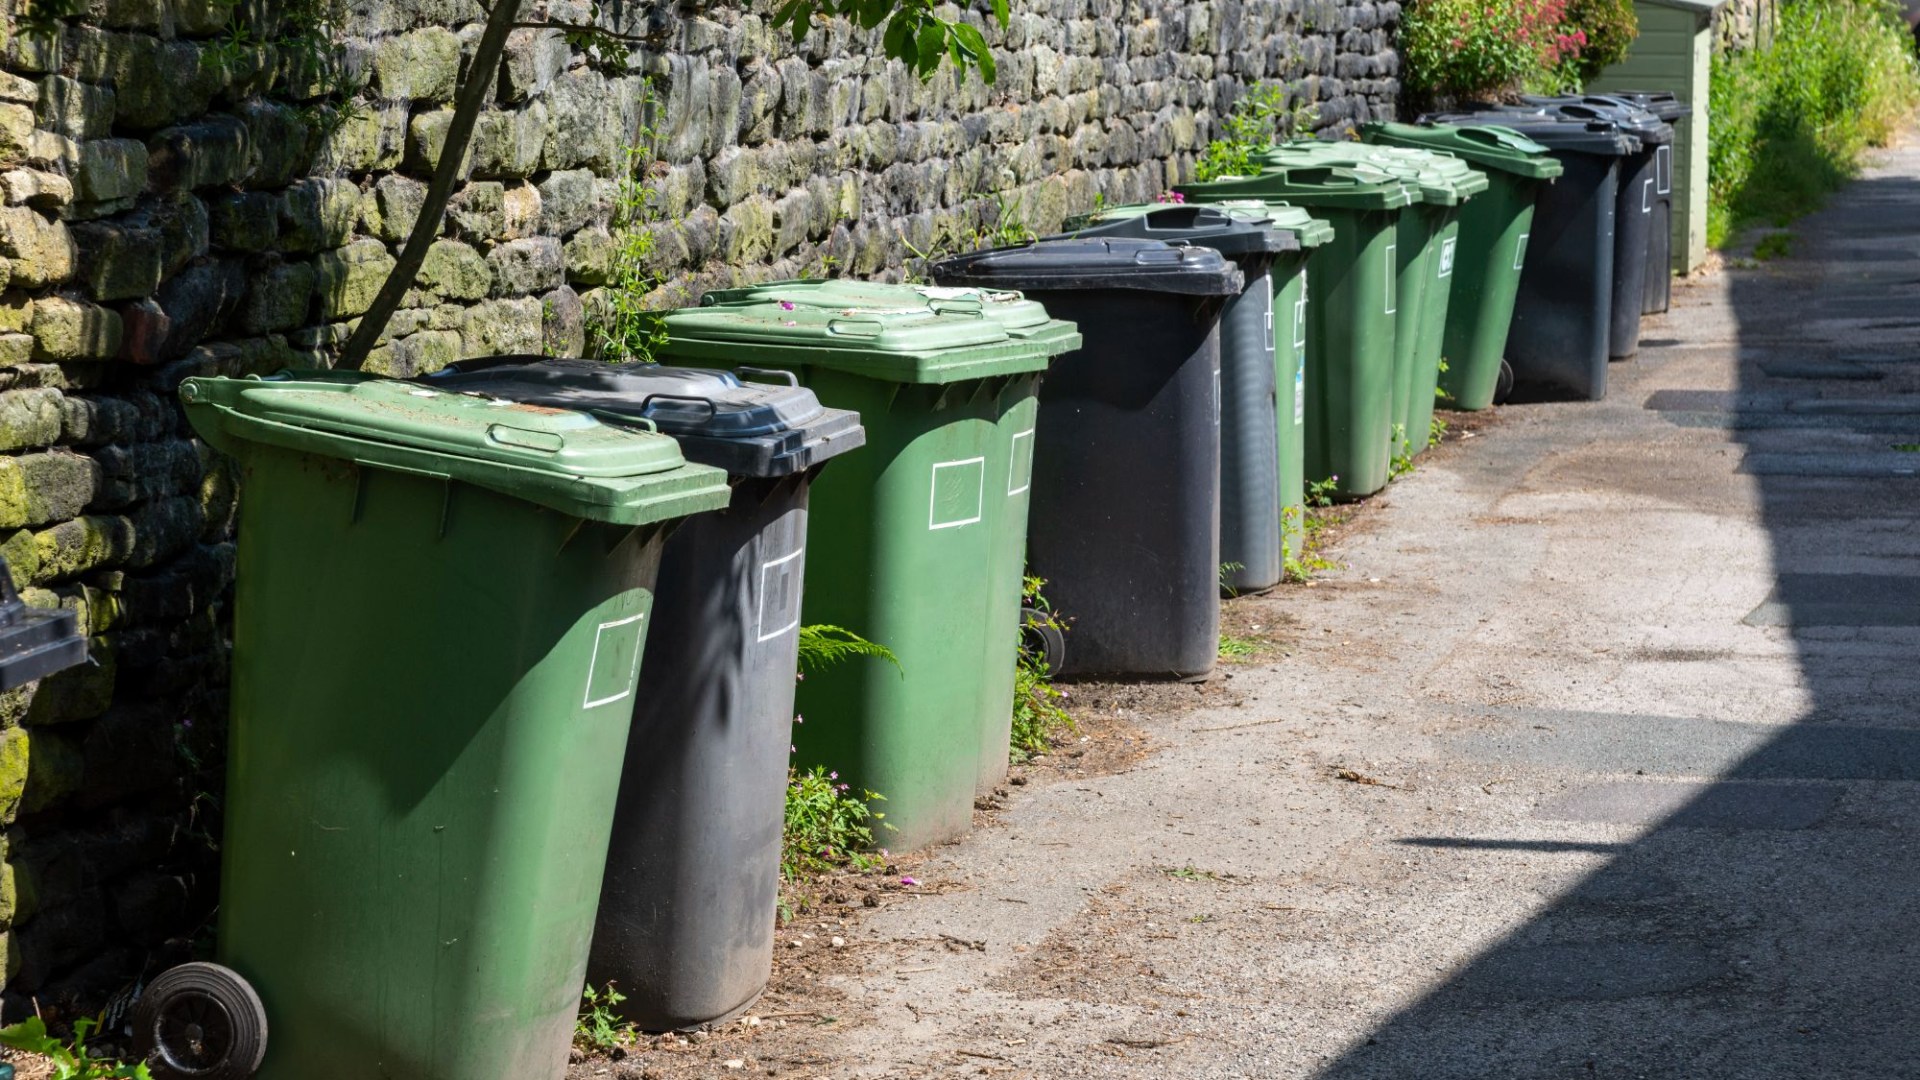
[1400,0,1587,100]
[1563,0,1638,81]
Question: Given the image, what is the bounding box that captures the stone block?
[0,206,76,288]
[405,109,472,177]
[238,98,313,188]
[31,296,122,361]
[70,220,164,301]
[537,169,603,236]
[446,182,505,242]
[541,285,584,358]
[207,190,279,252]
[148,115,250,192]
[362,174,426,244]
[487,236,563,297]
[564,226,615,286]
[314,239,396,319]
[459,297,543,357]
[0,103,31,166]
[501,183,540,240]
[0,389,64,452]
[373,26,463,103]
[501,27,570,102]
[279,178,358,254]
[541,70,619,172]
[71,138,147,204]
[1,169,72,211]
[470,103,548,179]
[416,239,490,302]
[150,259,246,361]
[384,329,461,376]
[35,76,114,142]
[240,260,314,334]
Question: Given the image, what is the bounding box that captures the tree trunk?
[336,1,520,371]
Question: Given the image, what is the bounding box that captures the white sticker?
[1642,177,1653,214]
[1293,357,1306,427]
[1007,429,1035,496]
[755,547,805,643]
[1384,242,1398,314]
[1438,237,1457,278]
[1513,232,1530,272]
[1262,278,1276,354]
[1656,144,1673,195]
[583,612,647,709]
[1294,271,1309,350]
[928,457,985,530]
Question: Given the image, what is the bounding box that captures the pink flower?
[779,300,796,310]
[829,771,839,780]
[900,876,919,886]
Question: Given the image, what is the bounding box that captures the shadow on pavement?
[1313,166,1920,1078]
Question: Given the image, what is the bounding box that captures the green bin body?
[697,280,1068,795]
[655,296,1071,847]
[180,375,730,1080]
[1260,144,1487,461]
[1361,122,1565,411]
[1180,166,1415,499]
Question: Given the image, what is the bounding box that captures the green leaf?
[916,21,946,74]
[882,13,915,60]
[952,21,995,80]
[992,0,1010,27]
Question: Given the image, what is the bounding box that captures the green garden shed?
[1589,0,1731,275]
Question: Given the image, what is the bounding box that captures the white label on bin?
[1642,177,1654,214]
[756,546,805,643]
[1294,271,1309,351]
[1007,429,1035,497]
[1294,355,1306,427]
[1513,232,1530,271]
[1438,237,1457,278]
[1657,144,1673,194]
[1263,277,1277,354]
[1384,242,1398,314]
[583,611,647,709]
[929,456,986,530]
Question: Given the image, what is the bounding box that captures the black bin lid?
[930,237,1246,296]
[1504,96,1676,145]
[1422,110,1641,157]
[1055,205,1299,261]
[420,356,866,478]
[1586,89,1693,123]
[0,563,88,692]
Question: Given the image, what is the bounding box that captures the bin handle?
[826,318,884,337]
[1132,246,1188,265]
[928,299,986,316]
[637,392,719,421]
[735,366,799,387]
[485,424,566,453]
[587,410,660,434]
[430,354,546,377]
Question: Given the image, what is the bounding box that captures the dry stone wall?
[0,0,1397,1011]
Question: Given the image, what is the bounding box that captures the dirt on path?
[577,135,1920,1080]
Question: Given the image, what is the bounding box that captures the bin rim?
[1360,120,1566,180]
[1052,203,1300,258]
[180,373,732,525]
[1258,143,1490,206]
[1177,164,1419,210]
[929,237,1247,297]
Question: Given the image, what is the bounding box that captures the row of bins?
[130,94,1689,1080]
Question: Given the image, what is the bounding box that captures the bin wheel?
[1019,606,1066,674]
[1493,359,1516,405]
[134,962,268,1079]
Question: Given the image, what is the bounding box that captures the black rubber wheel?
[134,963,268,1079]
[1493,358,1516,405]
[1019,606,1066,674]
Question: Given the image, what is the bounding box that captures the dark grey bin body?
[932,239,1243,680]
[421,357,864,1030]
[1055,208,1295,596]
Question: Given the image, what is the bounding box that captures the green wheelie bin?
[1259,143,1488,462]
[1362,121,1565,410]
[1180,165,1415,499]
[147,374,730,1080]
[650,297,1074,849]
[695,279,1076,797]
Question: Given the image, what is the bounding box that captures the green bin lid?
[696,278,1080,355]
[180,374,732,525]
[1257,143,1490,206]
[1065,201,1334,249]
[1360,121,1565,180]
[655,298,1057,386]
[1178,164,1417,211]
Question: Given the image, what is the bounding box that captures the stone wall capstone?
[0,0,1397,1012]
